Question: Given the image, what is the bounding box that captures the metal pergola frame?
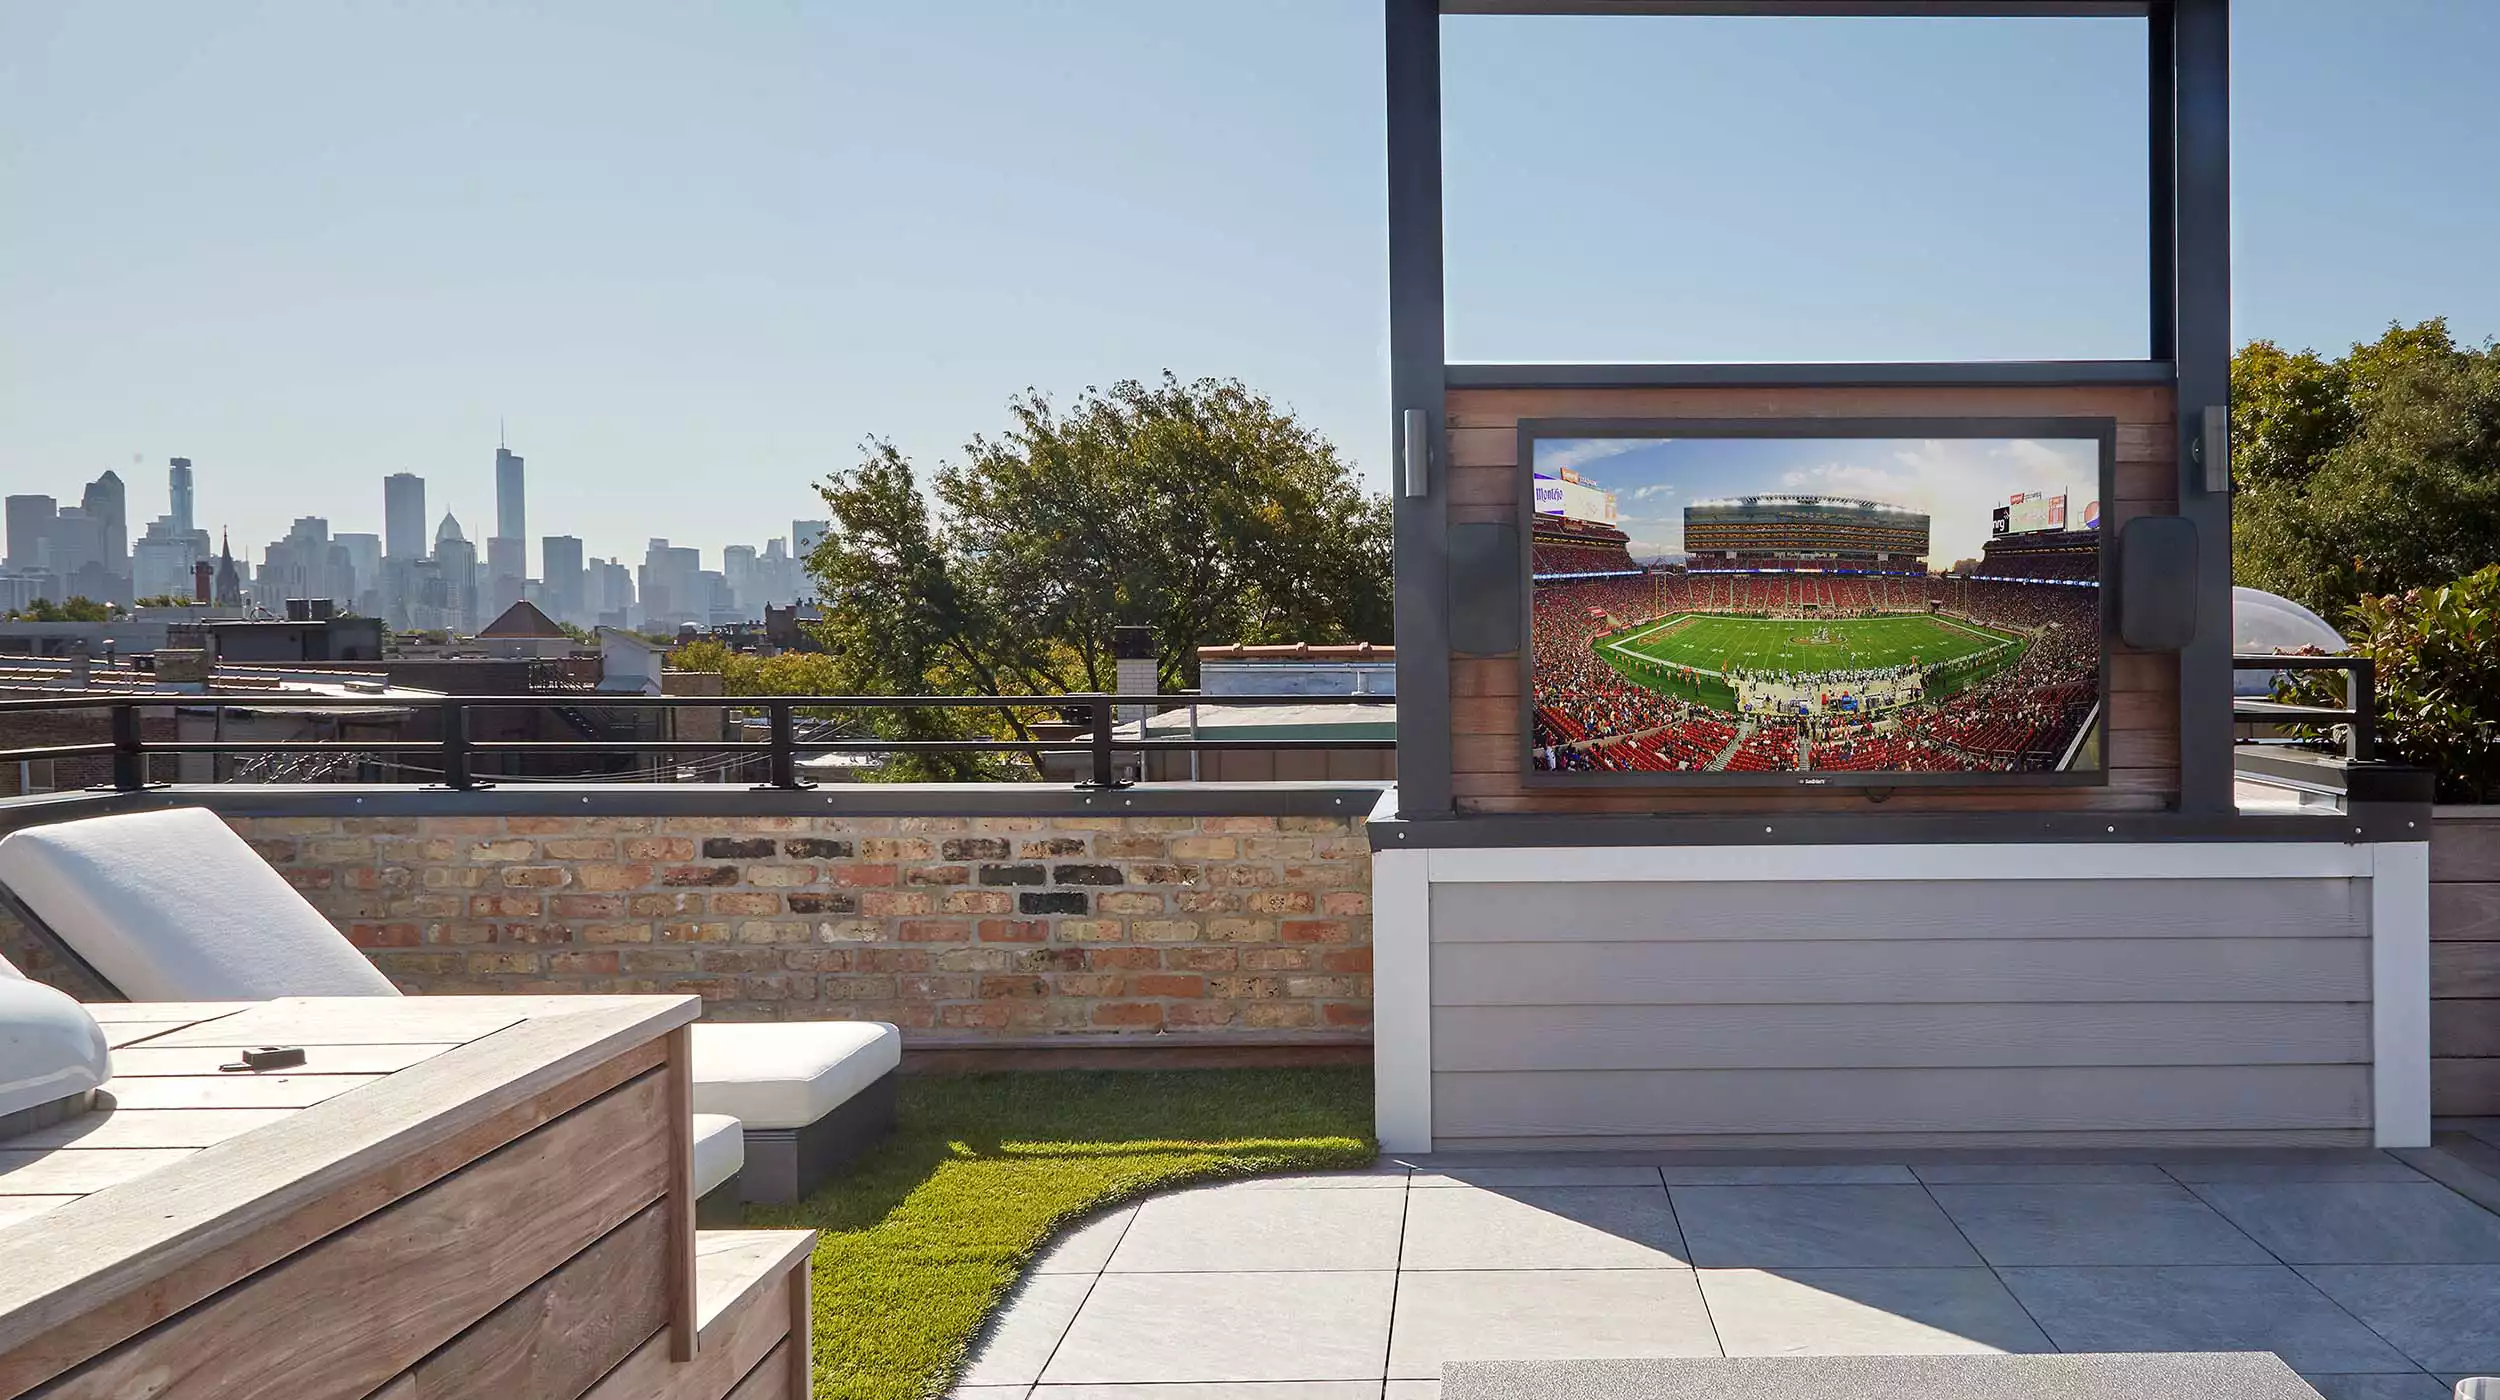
[1385,0,2234,823]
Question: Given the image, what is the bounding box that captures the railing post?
[755,700,813,791]
[441,701,477,792]
[2349,657,2376,763]
[110,702,147,791]
[1078,692,1127,790]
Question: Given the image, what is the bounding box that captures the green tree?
[2232,320,2500,620]
[3,595,116,622]
[2294,565,2500,803]
[803,375,1394,776]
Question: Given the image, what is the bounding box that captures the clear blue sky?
[2,2,2492,573]
[1536,434,2100,565]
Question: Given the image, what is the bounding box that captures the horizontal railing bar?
[0,743,117,763]
[2229,655,2362,670]
[0,692,1396,714]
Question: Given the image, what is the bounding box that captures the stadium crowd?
[1532,569,2101,775]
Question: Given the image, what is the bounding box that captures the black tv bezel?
[1517,415,2119,790]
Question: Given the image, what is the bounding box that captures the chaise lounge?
[0,806,899,1206]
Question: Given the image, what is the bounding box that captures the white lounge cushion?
[691,1112,745,1198]
[0,809,397,1001]
[0,974,111,1119]
[689,1020,899,1131]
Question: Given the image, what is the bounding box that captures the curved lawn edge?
[741,1065,1376,1400]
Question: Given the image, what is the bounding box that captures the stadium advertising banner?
[1533,472,1618,526]
[1523,421,2114,789]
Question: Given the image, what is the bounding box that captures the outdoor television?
[1522,418,2116,788]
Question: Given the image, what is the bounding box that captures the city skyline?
[3,444,831,633]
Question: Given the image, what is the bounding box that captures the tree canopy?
[2232,320,2500,621]
[806,373,1392,697]
[3,596,118,622]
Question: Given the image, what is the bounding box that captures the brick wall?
[1,809,1373,1041]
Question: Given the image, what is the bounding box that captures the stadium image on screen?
[1529,430,2106,782]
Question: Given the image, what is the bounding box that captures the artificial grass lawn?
[744,1066,1376,1400]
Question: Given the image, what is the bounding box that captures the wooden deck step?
[581,1229,816,1400]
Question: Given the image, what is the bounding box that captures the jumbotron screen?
[1527,426,2109,786]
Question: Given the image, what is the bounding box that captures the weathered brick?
[1240,949,1311,972]
[785,892,858,915]
[1014,837,1086,858]
[746,864,817,888]
[548,951,621,976]
[500,865,570,889]
[943,837,1013,861]
[978,975,1049,999]
[713,892,782,916]
[859,890,934,917]
[978,863,1045,886]
[940,890,1014,915]
[622,837,696,862]
[1052,863,1124,886]
[977,919,1048,943]
[660,865,739,887]
[1056,972,1126,998]
[1096,891,1166,916]
[1129,864,1205,885]
[1091,1001,1162,1028]
[1132,918,1204,943]
[1244,1002,1319,1029]
[905,865,971,886]
[858,838,935,861]
[467,894,542,919]
[541,837,618,861]
[701,837,776,860]
[659,921,730,943]
[1134,973,1205,999]
[898,919,973,942]
[1323,1002,1372,1027]
[1321,948,1373,974]
[576,864,655,891]
[1164,947,1238,972]
[466,950,539,974]
[1170,837,1237,860]
[783,838,853,859]
[1281,918,1351,943]
[1020,947,1088,972]
[1093,834,1167,859]
[467,838,537,862]
[941,948,1018,973]
[835,864,899,887]
[346,922,420,948]
[857,949,931,972]
[1019,891,1088,915]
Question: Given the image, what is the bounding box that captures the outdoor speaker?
[2118,515,2199,651]
[1447,521,1521,656]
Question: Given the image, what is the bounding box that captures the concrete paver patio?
[956,1139,2500,1400]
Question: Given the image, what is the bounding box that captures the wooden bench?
[0,995,816,1400]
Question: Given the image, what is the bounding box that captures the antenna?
[499,417,506,450]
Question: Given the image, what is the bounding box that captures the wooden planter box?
[2433,806,2500,1114]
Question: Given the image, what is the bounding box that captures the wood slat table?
[0,994,707,1399]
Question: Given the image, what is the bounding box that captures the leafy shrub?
[2336,565,2500,803]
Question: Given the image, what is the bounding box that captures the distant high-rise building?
[494,446,525,562]
[637,538,703,632]
[81,471,128,581]
[383,473,427,560]
[792,520,828,559]
[334,532,382,614]
[4,495,56,572]
[168,459,194,537]
[433,513,479,634]
[541,535,585,624]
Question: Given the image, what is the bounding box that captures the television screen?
[1525,420,2113,786]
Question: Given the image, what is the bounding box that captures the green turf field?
[1598,613,2024,712]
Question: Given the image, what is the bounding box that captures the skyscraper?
[3,495,55,572]
[541,535,585,625]
[168,458,194,537]
[81,471,127,579]
[792,520,828,559]
[494,446,525,563]
[383,474,427,560]
[434,513,478,634]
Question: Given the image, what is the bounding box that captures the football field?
[1598,612,2022,709]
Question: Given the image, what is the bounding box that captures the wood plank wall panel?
[44,1070,674,1400]
[1444,383,2181,814]
[396,1203,671,1400]
[2433,811,2500,1114]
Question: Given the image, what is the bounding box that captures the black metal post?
[111,702,146,791]
[756,700,813,791]
[2348,657,2376,763]
[441,701,477,792]
[1079,693,1126,790]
